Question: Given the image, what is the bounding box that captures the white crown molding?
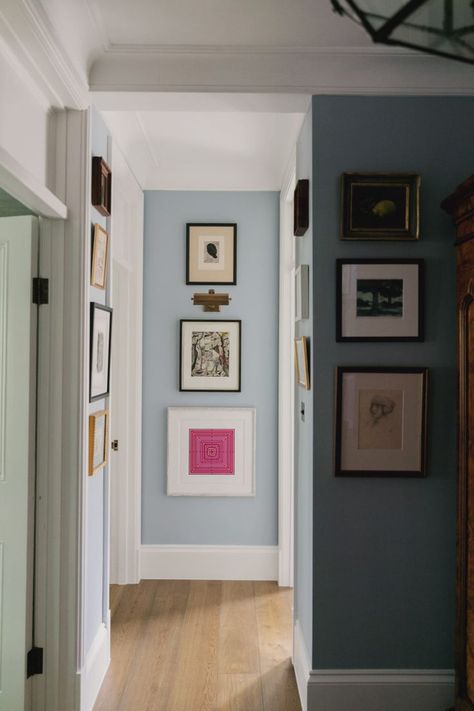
[104,43,408,56]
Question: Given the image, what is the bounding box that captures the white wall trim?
[293,619,311,711]
[79,621,110,711]
[139,545,278,581]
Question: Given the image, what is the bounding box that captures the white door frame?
[278,151,296,588]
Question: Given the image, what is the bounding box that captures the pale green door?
[0,216,38,711]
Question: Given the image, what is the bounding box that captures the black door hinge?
[26,647,43,678]
[32,277,49,305]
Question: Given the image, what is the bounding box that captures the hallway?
[94,580,301,711]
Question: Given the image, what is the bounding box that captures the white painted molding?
[79,621,110,711]
[139,545,278,581]
[293,620,311,711]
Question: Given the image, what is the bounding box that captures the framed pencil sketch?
[167,407,256,496]
[295,265,309,321]
[336,259,423,342]
[340,173,420,241]
[335,367,428,477]
[180,319,241,392]
[88,409,108,476]
[90,303,113,402]
[91,224,109,289]
[186,223,237,285]
[295,336,310,389]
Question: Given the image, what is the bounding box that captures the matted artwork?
[167,407,256,496]
[90,303,112,402]
[336,259,423,342]
[335,367,428,477]
[88,409,108,476]
[295,264,309,321]
[186,223,237,285]
[180,319,241,392]
[295,336,310,390]
[91,224,109,289]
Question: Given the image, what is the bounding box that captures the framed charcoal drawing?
[186,223,237,285]
[335,367,428,477]
[167,407,256,496]
[88,409,109,476]
[91,224,109,289]
[180,319,241,392]
[295,336,310,389]
[336,259,423,342]
[341,173,420,241]
[295,265,309,321]
[90,303,113,402]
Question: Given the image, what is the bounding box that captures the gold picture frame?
[294,336,310,389]
[88,409,109,476]
[91,224,109,289]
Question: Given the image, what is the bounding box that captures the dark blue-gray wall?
[142,191,279,545]
[311,95,473,670]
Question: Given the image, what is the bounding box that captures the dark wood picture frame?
[91,156,112,217]
[179,319,241,392]
[89,302,113,402]
[336,258,424,342]
[340,172,420,241]
[335,366,428,478]
[294,179,309,236]
[186,223,237,285]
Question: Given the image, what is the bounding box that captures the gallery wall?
[142,191,279,545]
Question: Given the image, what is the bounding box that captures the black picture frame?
[294,179,309,236]
[89,302,113,402]
[336,258,424,342]
[186,223,237,285]
[179,319,241,392]
[335,366,428,478]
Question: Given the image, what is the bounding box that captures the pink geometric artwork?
[188,429,235,475]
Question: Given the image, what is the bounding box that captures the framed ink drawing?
[341,173,420,241]
[295,336,310,389]
[88,409,108,476]
[180,319,241,392]
[91,224,109,289]
[167,407,256,496]
[336,259,423,342]
[335,367,428,477]
[186,223,237,285]
[295,265,309,321]
[90,303,112,402]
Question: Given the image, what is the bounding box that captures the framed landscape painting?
[186,223,237,285]
[180,319,241,392]
[167,407,256,496]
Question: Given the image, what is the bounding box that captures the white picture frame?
[295,264,309,321]
[167,407,256,496]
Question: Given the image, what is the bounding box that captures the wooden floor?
[94,580,301,711]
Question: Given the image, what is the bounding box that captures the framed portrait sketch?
[90,303,112,402]
[91,224,109,289]
[167,407,256,496]
[295,336,310,389]
[186,223,237,285]
[335,367,428,477]
[336,259,423,342]
[295,265,309,321]
[88,410,108,476]
[340,173,420,241]
[180,319,241,392]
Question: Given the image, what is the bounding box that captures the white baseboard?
[139,544,278,581]
[80,620,111,711]
[307,668,455,711]
[293,619,311,711]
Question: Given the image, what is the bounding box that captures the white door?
[0,216,38,711]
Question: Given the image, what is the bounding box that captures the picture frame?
[186,223,237,285]
[89,303,113,402]
[294,179,309,236]
[91,156,112,217]
[180,319,241,392]
[295,336,310,389]
[340,173,420,241]
[88,409,109,476]
[336,259,424,342]
[91,224,109,289]
[167,407,256,496]
[295,264,309,321]
[335,367,428,477]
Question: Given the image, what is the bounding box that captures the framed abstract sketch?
[186,223,237,285]
[335,367,428,477]
[91,224,109,289]
[180,319,241,392]
[295,336,310,389]
[336,259,423,342]
[167,407,256,496]
[88,409,108,476]
[340,173,420,241]
[295,265,309,321]
[90,303,113,402]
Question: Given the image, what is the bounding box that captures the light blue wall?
[311,95,474,670]
[142,191,279,545]
[294,107,313,661]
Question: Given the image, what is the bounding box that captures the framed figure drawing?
[335,367,428,477]
[186,223,237,285]
[336,259,423,342]
[88,409,108,476]
[180,319,241,392]
[90,303,112,402]
[295,336,310,389]
[167,407,256,496]
[91,224,109,289]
